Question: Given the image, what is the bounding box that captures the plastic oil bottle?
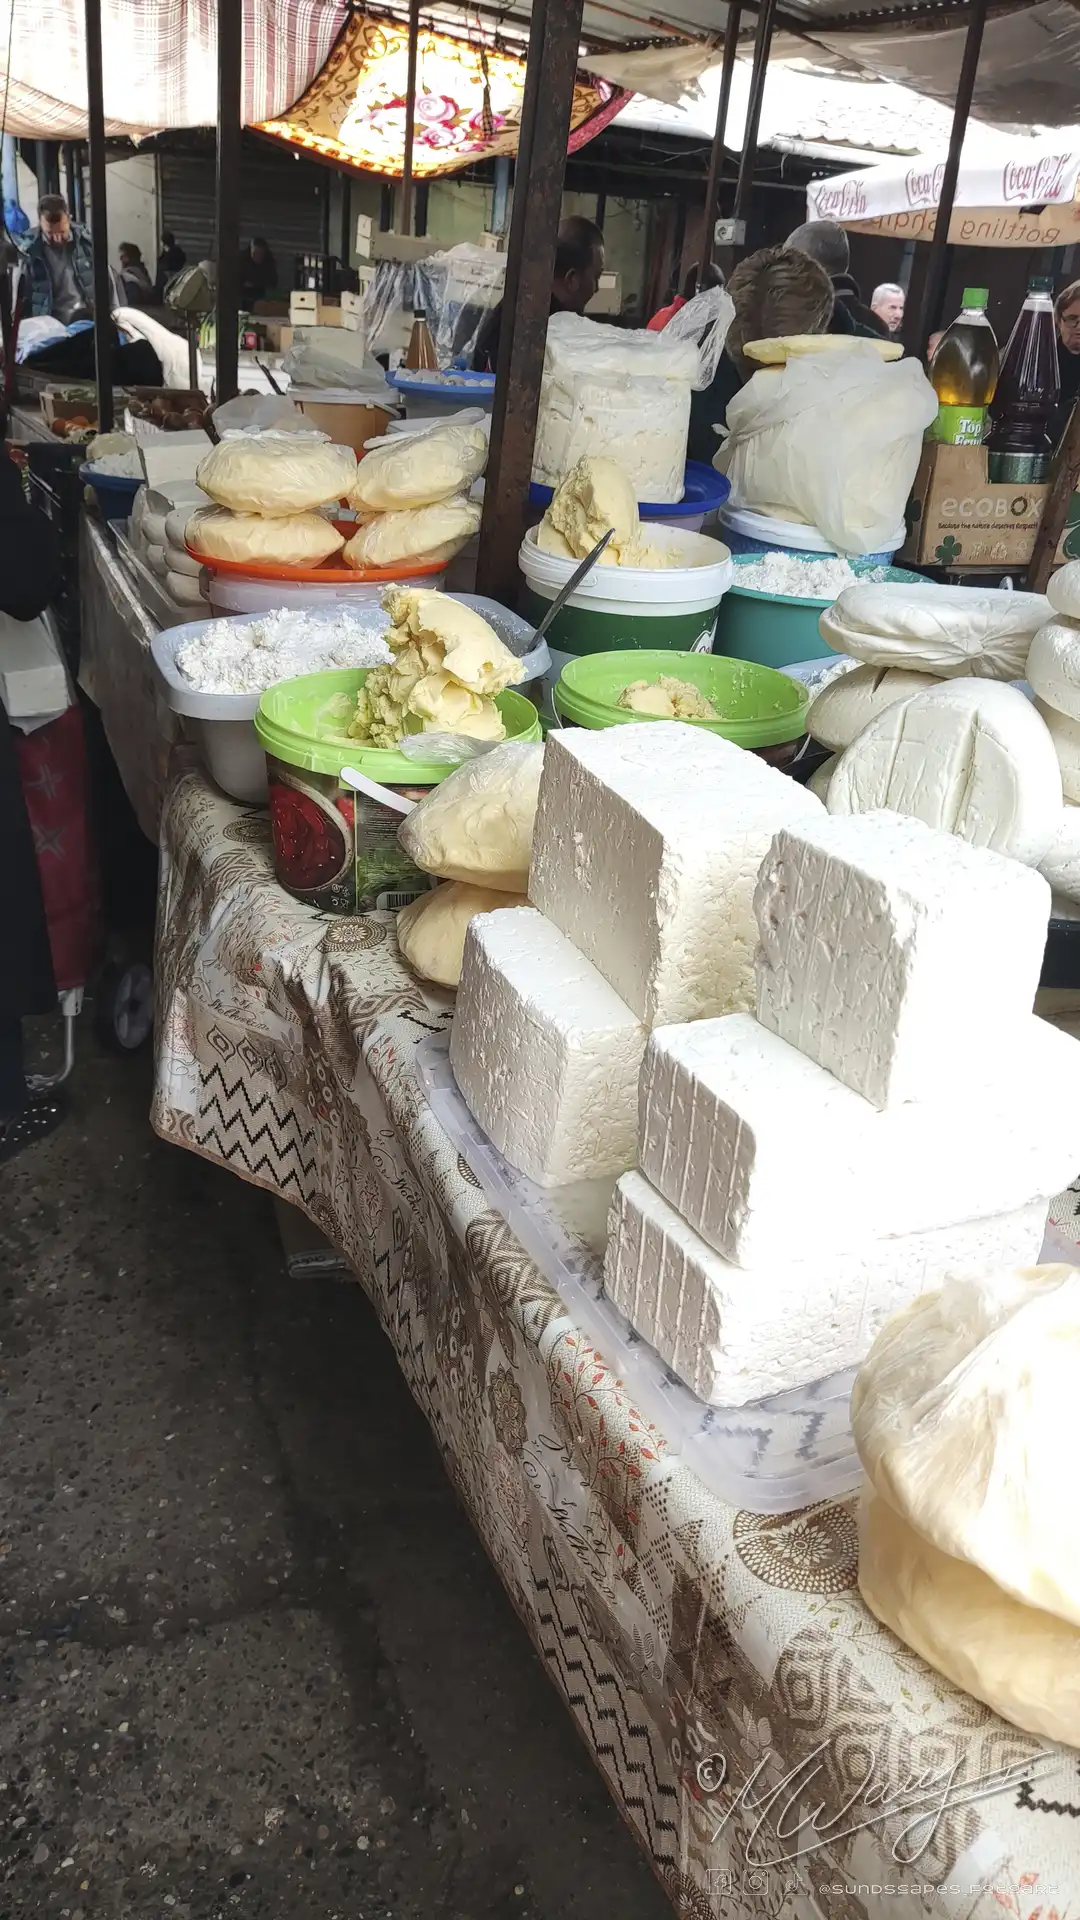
[987,275,1060,483]
[403,305,438,372]
[928,288,999,444]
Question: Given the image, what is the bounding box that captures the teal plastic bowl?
[713,556,928,669]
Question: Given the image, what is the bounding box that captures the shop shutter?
[159,136,328,287]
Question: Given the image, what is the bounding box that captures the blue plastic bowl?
[82,467,142,523]
[528,462,730,530]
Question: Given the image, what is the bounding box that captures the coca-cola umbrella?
[806,141,1080,248]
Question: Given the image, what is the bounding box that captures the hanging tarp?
[255,11,627,179]
[807,139,1080,247]
[0,0,348,140]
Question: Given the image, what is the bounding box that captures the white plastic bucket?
[720,505,906,566]
[518,524,733,695]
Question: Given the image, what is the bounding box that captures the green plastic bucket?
[553,649,809,752]
[518,524,735,696]
[713,556,929,670]
[254,668,540,914]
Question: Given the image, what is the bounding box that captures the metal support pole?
[907,0,988,355]
[731,0,777,249]
[702,0,741,264]
[215,0,242,402]
[84,0,114,431]
[399,0,420,238]
[475,0,586,603]
[490,156,510,235]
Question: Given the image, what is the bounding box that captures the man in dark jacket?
[471,215,604,373]
[785,220,889,340]
[17,193,95,322]
[0,450,66,1162]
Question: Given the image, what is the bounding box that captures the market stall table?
[77,513,178,841]
[152,759,1080,1920]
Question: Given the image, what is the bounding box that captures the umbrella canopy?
[806,137,1080,247]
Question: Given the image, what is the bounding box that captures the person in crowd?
[0,447,66,1163]
[926,329,945,363]
[648,260,723,332]
[785,220,888,338]
[686,243,834,464]
[155,229,186,299]
[1054,279,1080,442]
[871,281,906,334]
[471,215,604,372]
[239,236,277,306]
[116,241,154,307]
[17,193,94,323]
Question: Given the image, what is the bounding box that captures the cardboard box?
[340,288,366,334]
[355,213,373,260]
[369,232,440,264]
[900,442,1049,569]
[586,271,622,317]
[289,292,342,328]
[261,320,294,352]
[42,390,98,428]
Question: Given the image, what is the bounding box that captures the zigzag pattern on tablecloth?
[197,1060,317,1202]
[533,1549,680,1873]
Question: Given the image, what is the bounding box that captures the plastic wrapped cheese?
[827,677,1062,864]
[1039,803,1080,899]
[397,881,527,987]
[1036,696,1080,801]
[1026,619,1080,721]
[820,581,1050,680]
[807,663,941,751]
[343,497,481,569]
[858,1487,1080,1748]
[187,507,345,568]
[349,423,487,513]
[196,430,356,517]
[853,1267,1080,1629]
[398,741,543,889]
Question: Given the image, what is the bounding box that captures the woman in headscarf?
[686,244,835,466]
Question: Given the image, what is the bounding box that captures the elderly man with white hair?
[871,281,905,334]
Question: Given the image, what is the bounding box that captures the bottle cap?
[1028,275,1053,293]
[962,288,989,309]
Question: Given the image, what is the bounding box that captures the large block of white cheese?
[605,1171,1047,1406]
[529,722,822,1026]
[450,906,645,1187]
[640,1010,1080,1267]
[755,811,1050,1109]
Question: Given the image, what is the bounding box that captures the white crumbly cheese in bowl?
[735,552,890,599]
[175,609,392,695]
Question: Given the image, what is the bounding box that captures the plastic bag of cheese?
[187,506,345,568]
[821,581,1050,680]
[349,423,487,513]
[397,881,528,988]
[827,677,1062,864]
[716,342,938,555]
[343,496,481,569]
[196,430,357,517]
[398,741,543,890]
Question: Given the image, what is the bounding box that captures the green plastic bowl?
[553,648,809,749]
[255,668,541,785]
[713,556,929,670]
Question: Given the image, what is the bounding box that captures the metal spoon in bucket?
[534,526,613,728]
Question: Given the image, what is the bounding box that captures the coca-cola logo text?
[905,163,946,208]
[1002,153,1074,203]
[811,179,867,222]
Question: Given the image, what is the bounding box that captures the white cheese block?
[858,1488,1080,1750]
[806,755,836,801]
[852,1266,1080,1630]
[1035,696,1080,801]
[755,811,1050,1109]
[450,906,645,1187]
[164,543,203,578]
[818,581,1049,679]
[639,1010,1080,1266]
[1038,803,1080,900]
[826,678,1062,864]
[1027,618,1080,722]
[1047,561,1080,620]
[605,1170,1046,1406]
[807,664,941,752]
[528,722,822,1027]
[166,570,207,608]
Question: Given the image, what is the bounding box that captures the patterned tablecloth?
[78,516,178,843]
[154,762,1080,1920]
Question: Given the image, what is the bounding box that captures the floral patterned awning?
[255,11,627,179]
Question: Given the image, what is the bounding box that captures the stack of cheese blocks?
[604,806,1080,1408]
[450,723,822,1189]
[1026,561,1080,905]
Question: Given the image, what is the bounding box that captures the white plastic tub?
[720,504,907,566]
[151,598,546,804]
[207,570,448,619]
